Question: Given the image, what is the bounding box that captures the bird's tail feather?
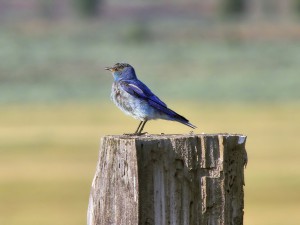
[165,108,197,129]
[148,100,197,129]
[175,116,197,129]
[182,121,197,129]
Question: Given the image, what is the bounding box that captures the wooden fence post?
[87,134,247,225]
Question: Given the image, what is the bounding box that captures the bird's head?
[105,63,137,81]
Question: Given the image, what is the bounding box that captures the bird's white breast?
[111,82,168,121]
[111,82,147,120]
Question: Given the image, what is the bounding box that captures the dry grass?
[0,102,300,225]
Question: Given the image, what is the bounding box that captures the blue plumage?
[105,63,196,135]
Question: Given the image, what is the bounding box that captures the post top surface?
[103,133,247,141]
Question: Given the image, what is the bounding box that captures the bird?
[105,63,196,135]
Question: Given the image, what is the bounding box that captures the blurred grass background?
[1,0,300,225]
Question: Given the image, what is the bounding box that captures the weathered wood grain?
[87,134,247,225]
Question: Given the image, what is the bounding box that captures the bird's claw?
[123,133,135,136]
[123,132,148,136]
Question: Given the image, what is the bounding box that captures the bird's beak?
[104,66,112,71]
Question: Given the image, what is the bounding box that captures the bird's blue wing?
[119,80,196,129]
[119,80,167,108]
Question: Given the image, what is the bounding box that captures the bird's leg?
[134,121,143,134]
[124,121,144,136]
[124,120,148,136]
[137,120,148,135]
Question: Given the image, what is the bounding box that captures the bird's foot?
[123,133,135,136]
[123,132,148,136]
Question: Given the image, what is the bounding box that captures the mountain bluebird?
[105,63,196,135]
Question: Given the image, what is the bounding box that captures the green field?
[0,102,299,225]
[1,21,300,104]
